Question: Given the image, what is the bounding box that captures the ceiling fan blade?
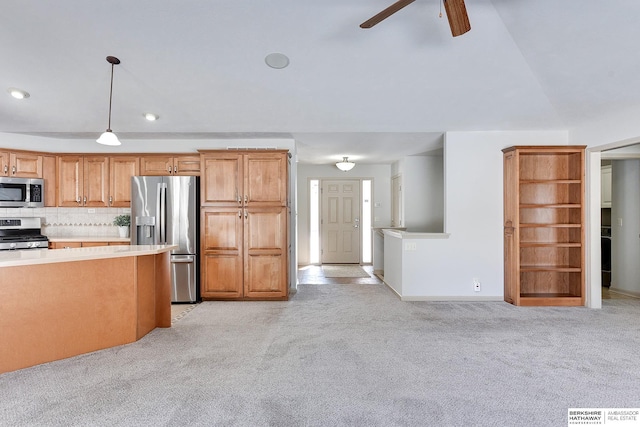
[360,0,416,29]
[443,0,471,37]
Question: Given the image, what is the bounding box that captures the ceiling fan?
[360,0,471,37]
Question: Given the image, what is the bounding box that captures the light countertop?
[382,229,450,239]
[0,245,177,268]
[47,237,131,243]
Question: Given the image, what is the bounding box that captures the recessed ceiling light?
[144,113,159,121]
[265,53,290,69]
[7,88,30,99]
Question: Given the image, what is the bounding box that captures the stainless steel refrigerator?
[131,176,199,303]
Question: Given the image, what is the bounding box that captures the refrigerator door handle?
[157,183,167,245]
[171,255,195,263]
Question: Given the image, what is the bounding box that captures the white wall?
[570,106,640,149]
[393,155,444,232]
[610,160,640,296]
[296,163,391,265]
[397,130,569,299]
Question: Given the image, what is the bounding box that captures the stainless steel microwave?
[0,177,44,208]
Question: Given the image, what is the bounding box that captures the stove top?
[0,217,48,250]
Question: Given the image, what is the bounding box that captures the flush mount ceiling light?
[143,113,159,121]
[7,88,30,99]
[336,157,355,172]
[96,56,122,146]
[265,53,290,69]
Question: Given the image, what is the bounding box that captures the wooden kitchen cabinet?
[49,241,130,249]
[201,151,288,207]
[503,145,586,306]
[243,206,288,299]
[200,206,288,300]
[200,150,289,301]
[42,155,57,207]
[109,156,139,207]
[201,208,244,299]
[140,155,200,176]
[0,150,42,178]
[58,156,109,207]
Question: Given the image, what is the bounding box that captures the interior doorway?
[391,174,402,227]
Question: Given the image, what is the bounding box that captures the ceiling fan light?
[96,130,121,146]
[336,157,355,172]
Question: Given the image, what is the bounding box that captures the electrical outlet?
[473,278,481,292]
[87,209,96,214]
[404,242,417,251]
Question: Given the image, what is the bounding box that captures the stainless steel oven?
[0,217,49,250]
[0,177,44,208]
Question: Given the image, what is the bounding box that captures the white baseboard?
[382,281,503,302]
[400,295,504,302]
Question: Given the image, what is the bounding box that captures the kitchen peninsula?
[0,245,176,374]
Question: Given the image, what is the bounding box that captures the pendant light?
[96,56,121,146]
[336,157,355,172]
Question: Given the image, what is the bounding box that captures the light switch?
[618,218,623,227]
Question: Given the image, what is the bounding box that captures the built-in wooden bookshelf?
[503,146,586,306]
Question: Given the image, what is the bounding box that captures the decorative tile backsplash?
[0,207,131,238]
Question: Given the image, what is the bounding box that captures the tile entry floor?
[297,264,382,285]
[602,286,637,299]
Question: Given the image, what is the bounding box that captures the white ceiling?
[2,0,640,164]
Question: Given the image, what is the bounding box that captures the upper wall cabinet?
[58,156,110,207]
[140,155,200,176]
[59,155,140,208]
[42,155,57,207]
[109,156,139,207]
[201,151,288,207]
[0,151,42,178]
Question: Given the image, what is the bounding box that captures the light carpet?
[1,283,639,426]
[321,264,370,278]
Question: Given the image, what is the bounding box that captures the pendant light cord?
[107,62,114,131]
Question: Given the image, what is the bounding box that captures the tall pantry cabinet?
[503,146,586,306]
[200,151,289,300]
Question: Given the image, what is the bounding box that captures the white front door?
[321,179,361,264]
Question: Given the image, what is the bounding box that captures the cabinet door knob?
[109,196,113,205]
[12,165,16,175]
[174,166,177,173]
[167,166,172,174]
[238,210,242,218]
[3,165,7,174]
[244,210,248,219]
[244,194,248,204]
[83,196,87,205]
[76,197,81,204]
